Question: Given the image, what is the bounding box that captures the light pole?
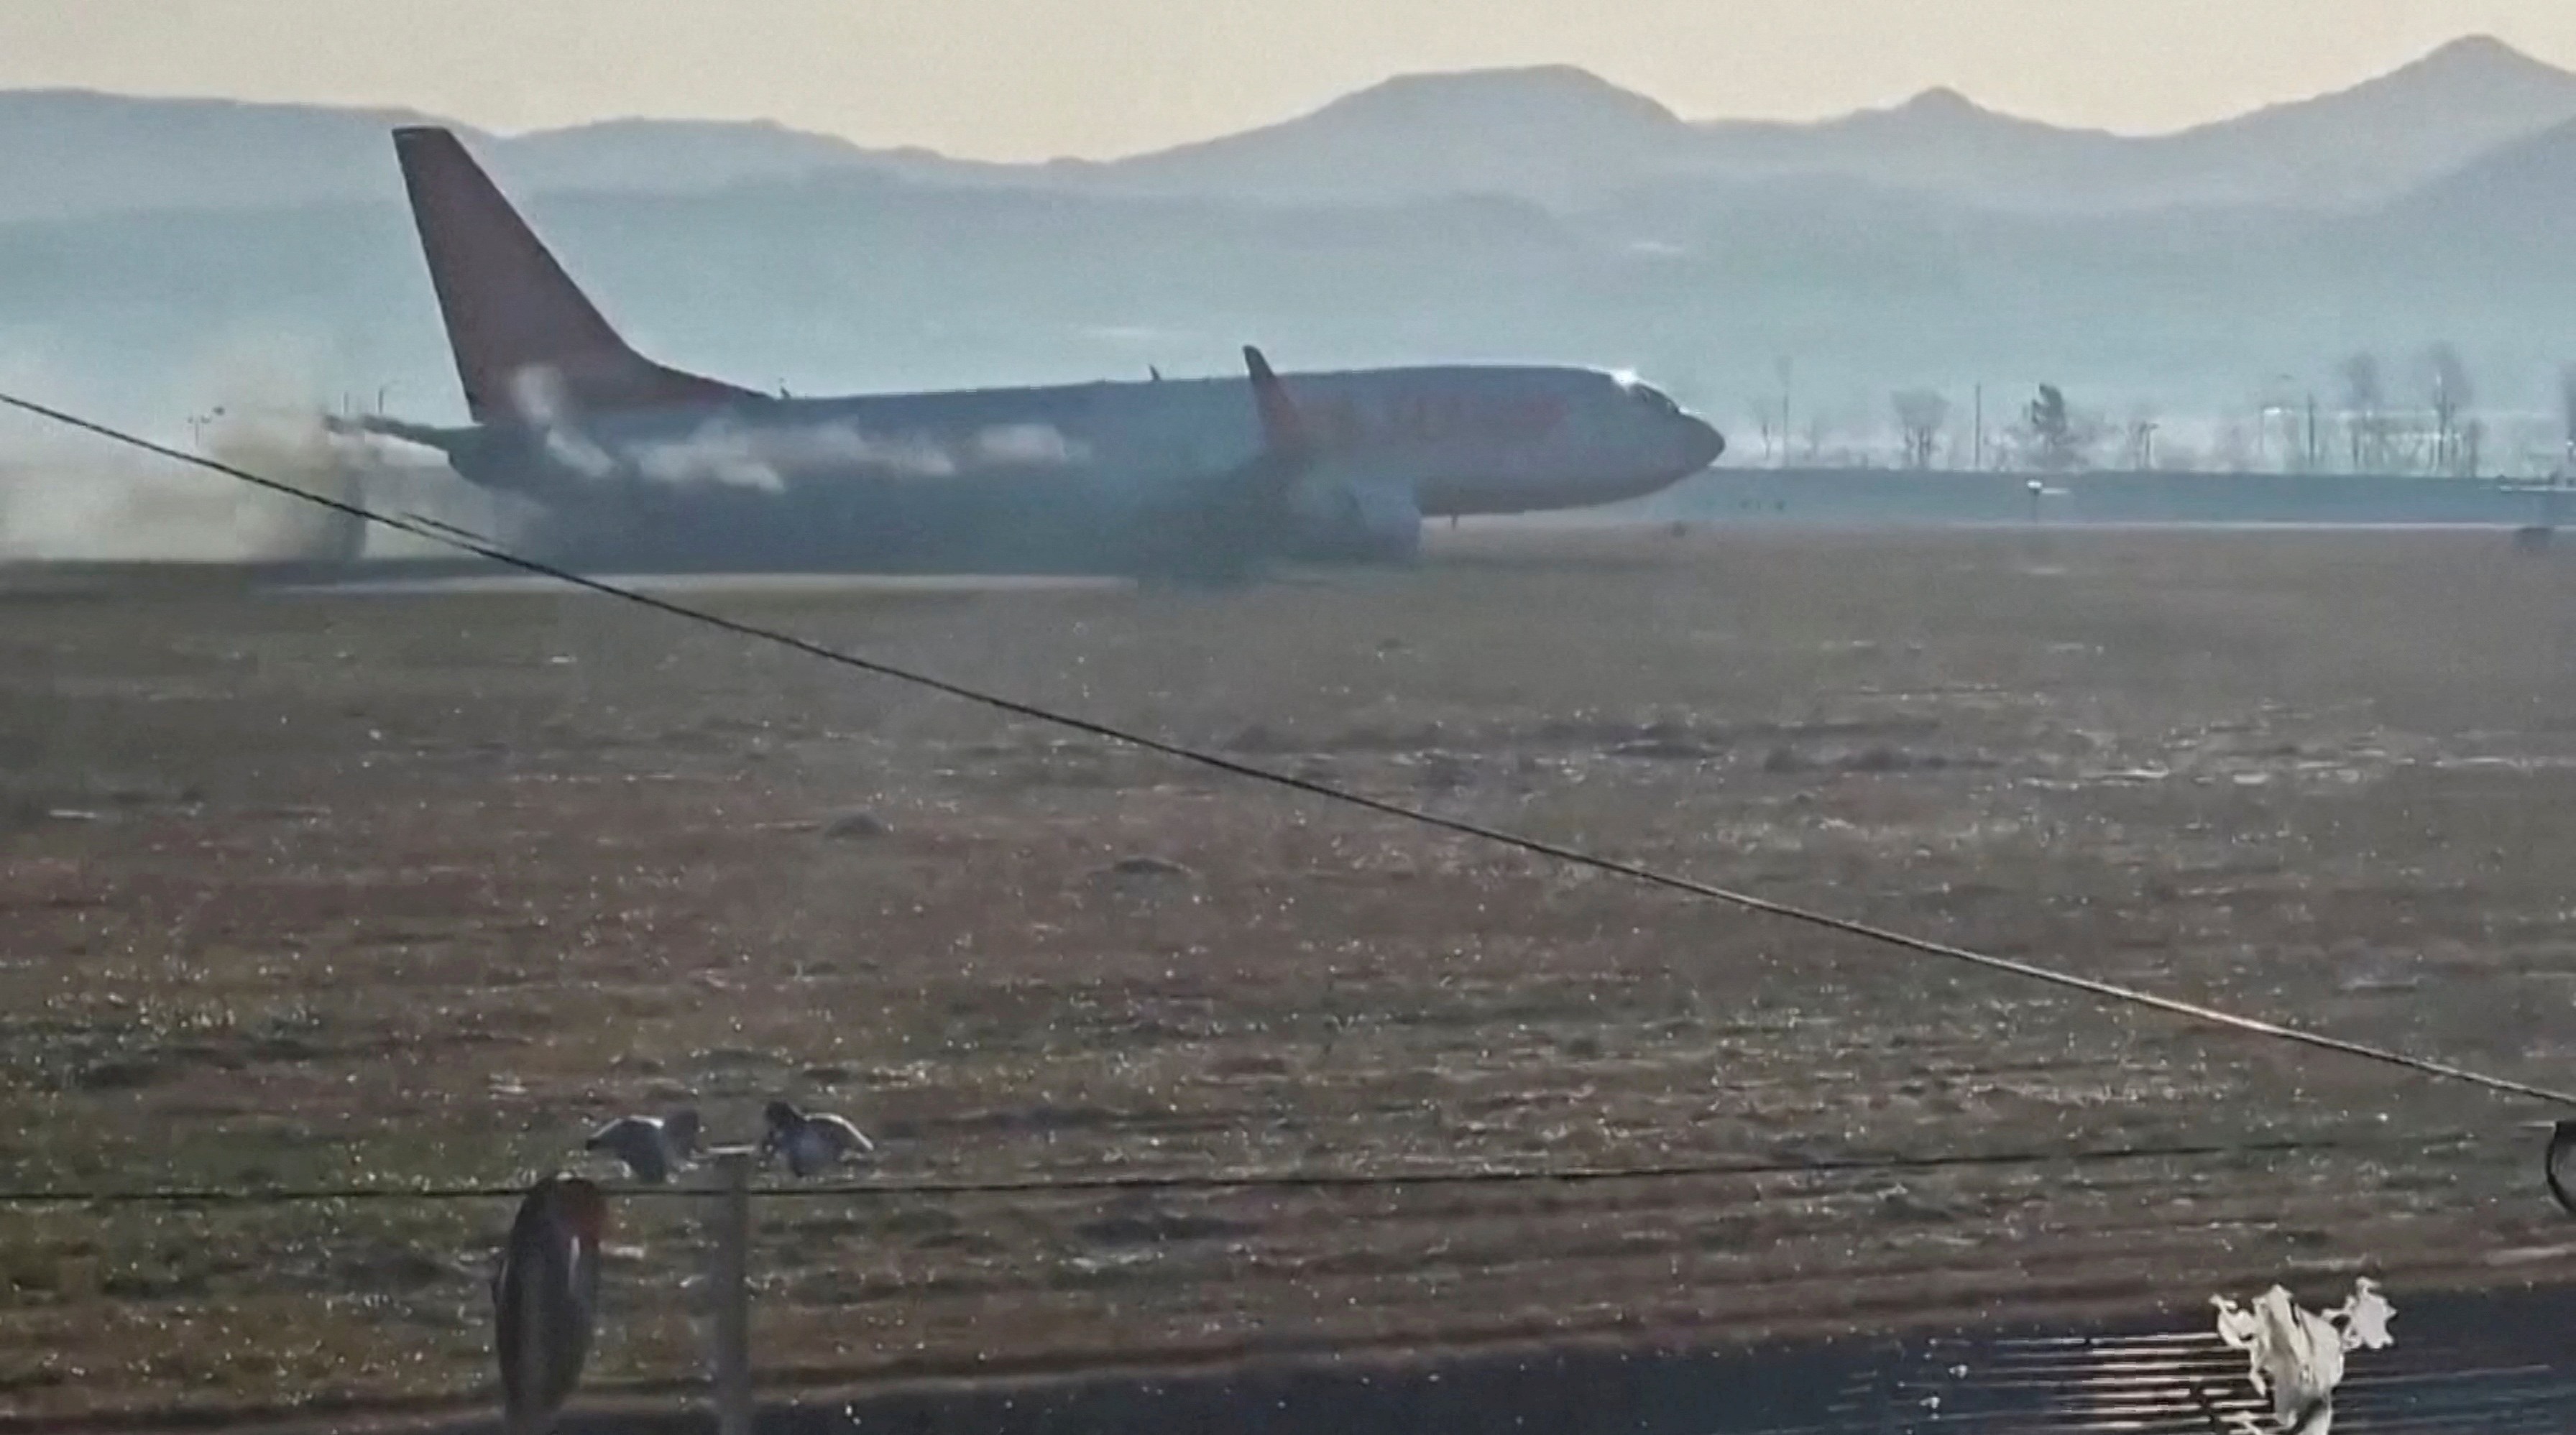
[1775,356,1793,471]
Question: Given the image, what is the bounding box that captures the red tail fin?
[392,126,758,425]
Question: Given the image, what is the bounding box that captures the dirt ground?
[4,526,2575,1426]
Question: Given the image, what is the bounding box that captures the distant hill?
[495,118,1036,197]
[9,36,2576,445]
[0,91,439,221]
[6,36,2575,224]
[1095,65,1701,206]
[9,116,2576,441]
[1085,35,2576,212]
[2138,35,2576,208]
[0,91,1006,224]
[2357,109,2576,281]
[2379,107,2576,226]
[1679,89,2120,211]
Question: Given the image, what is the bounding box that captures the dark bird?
[493,1173,609,1435]
[2548,1118,2576,1216]
[760,1099,875,1177]
[584,1107,701,1184]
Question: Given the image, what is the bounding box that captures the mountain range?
[5,37,2576,451]
[7,35,2575,223]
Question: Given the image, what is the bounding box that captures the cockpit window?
[1611,369,1684,417]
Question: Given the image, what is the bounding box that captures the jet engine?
[1285,476,1424,563]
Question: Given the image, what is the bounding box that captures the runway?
[287,571,1140,598]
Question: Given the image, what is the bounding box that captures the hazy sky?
[6,1,2574,160]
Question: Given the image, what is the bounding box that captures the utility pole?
[709,1149,754,1435]
[1776,357,1793,471]
[1972,384,1984,472]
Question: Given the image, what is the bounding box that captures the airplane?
[334,126,1724,578]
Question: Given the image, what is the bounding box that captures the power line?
[0,1130,2473,1206]
[5,391,2571,1113]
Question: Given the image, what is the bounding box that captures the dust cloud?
[0,405,366,564]
[0,340,524,565]
[0,341,390,564]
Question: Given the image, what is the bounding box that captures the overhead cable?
[5,390,2568,1112]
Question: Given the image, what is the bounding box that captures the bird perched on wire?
[760,1099,875,1177]
[584,1107,701,1184]
[493,1173,608,1435]
[2547,1118,2576,1216]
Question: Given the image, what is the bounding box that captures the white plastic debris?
[2210,1278,2394,1435]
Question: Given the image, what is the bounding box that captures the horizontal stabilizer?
[323,412,474,456]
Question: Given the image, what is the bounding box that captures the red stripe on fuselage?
[1304,392,1566,451]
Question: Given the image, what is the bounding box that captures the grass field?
[4,526,2575,1424]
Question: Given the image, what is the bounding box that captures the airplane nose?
[1677,415,1724,472]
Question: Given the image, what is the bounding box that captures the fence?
[6,1126,2575,1431]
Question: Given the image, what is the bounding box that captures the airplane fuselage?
[427,363,1723,573]
[365,124,1725,578]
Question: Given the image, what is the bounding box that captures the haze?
[7,0,2576,160]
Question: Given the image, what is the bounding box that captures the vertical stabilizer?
[392,126,758,425]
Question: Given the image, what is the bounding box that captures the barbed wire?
[4,390,2571,1114]
[0,1130,2483,1206]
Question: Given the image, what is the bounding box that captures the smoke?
[0,410,367,563]
[497,362,1092,494]
[491,361,1100,498]
[507,367,619,481]
[0,343,376,564]
[633,421,954,491]
[625,418,1098,493]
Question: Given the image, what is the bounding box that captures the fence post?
[709,1147,755,1435]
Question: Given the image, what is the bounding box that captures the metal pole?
[1779,359,1792,471]
[709,1148,754,1435]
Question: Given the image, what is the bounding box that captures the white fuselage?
[555,363,1722,516]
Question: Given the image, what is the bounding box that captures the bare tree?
[2420,343,2474,475]
[2024,384,2089,472]
[2124,406,2161,471]
[2338,352,2384,471]
[1801,413,1831,466]
[1892,389,1949,469]
[2212,420,2256,471]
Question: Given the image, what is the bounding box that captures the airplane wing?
[1243,346,1312,463]
[1225,346,1325,513]
[1132,346,1328,580]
